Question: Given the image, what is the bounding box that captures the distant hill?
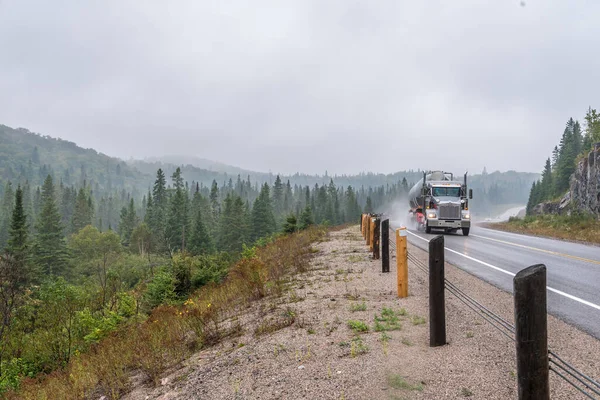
[0,124,539,215]
[0,124,152,196]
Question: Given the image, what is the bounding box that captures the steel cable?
[384,226,599,398]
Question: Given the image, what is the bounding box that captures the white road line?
[405,230,600,312]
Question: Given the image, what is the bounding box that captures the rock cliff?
[570,142,600,216]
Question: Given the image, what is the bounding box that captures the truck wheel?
[425,223,431,234]
[462,228,470,236]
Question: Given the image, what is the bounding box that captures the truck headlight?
[427,212,437,219]
[463,213,470,219]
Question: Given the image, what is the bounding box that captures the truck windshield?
[432,187,460,197]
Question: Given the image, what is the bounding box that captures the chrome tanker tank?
[407,171,450,209]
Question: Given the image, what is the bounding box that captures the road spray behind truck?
[408,171,473,236]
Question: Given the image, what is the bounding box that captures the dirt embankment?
[124,226,600,400]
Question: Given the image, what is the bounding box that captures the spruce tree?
[7,186,29,271]
[0,182,15,249]
[189,208,213,255]
[299,206,313,230]
[251,183,276,242]
[166,168,189,252]
[283,214,297,234]
[272,175,284,216]
[364,196,374,213]
[33,175,68,276]
[72,188,92,233]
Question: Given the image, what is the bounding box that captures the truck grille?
[439,204,461,220]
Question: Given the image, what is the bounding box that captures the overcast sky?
[1,1,598,176]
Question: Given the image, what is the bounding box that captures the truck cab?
[409,171,473,236]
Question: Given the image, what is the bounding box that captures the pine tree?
[148,169,168,250]
[165,168,189,252]
[539,158,553,201]
[584,107,600,152]
[0,182,15,249]
[283,214,297,234]
[251,183,276,242]
[272,175,284,216]
[118,199,137,245]
[72,188,92,233]
[299,206,313,230]
[218,194,247,252]
[364,196,374,213]
[189,208,213,255]
[33,175,69,276]
[7,186,29,271]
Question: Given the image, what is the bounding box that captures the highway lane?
[390,222,600,339]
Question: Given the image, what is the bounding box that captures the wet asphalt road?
[390,222,600,339]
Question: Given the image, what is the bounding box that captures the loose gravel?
[124,226,600,400]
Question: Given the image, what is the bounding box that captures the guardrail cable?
[385,225,600,398]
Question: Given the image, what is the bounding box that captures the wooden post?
[369,217,375,253]
[429,235,446,347]
[382,219,389,272]
[396,227,408,297]
[372,218,380,260]
[514,264,549,400]
[366,216,372,247]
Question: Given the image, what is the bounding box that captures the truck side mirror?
[469,189,473,199]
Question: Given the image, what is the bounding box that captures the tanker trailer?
[408,171,473,236]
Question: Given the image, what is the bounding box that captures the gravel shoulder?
[124,226,600,400]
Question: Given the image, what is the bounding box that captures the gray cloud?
[1,0,598,176]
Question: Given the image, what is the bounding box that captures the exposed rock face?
[570,142,600,217]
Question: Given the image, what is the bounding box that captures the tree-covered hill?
[0,124,151,194]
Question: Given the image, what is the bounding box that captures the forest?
[0,124,538,392]
[526,107,600,214]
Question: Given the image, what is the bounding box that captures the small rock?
[161,377,169,386]
[337,371,342,374]
[298,365,305,369]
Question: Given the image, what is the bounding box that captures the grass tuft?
[387,374,424,391]
[347,320,369,333]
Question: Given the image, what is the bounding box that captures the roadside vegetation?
[494,214,600,245]
[5,226,326,399]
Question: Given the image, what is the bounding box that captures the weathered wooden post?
[366,215,371,247]
[514,264,549,400]
[359,213,363,234]
[372,217,380,260]
[381,219,389,272]
[429,235,446,347]
[396,227,408,297]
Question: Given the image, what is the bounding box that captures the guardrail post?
[429,235,446,347]
[369,217,375,253]
[372,218,380,260]
[366,215,371,247]
[381,219,389,272]
[514,264,549,400]
[396,227,408,297]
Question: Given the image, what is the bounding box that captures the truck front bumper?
[427,219,470,229]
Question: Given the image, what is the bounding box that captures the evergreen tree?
[148,169,168,250]
[7,186,29,272]
[71,188,92,233]
[118,199,137,245]
[33,175,68,276]
[251,183,276,242]
[283,214,297,234]
[584,107,600,151]
[165,168,189,252]
[218,194,247,252]
[539,158,553,201]
[189,208,213,255]
[299,206,313,230]
[272,175,284,215]
[0,182,15,249]
[364,196,374,213]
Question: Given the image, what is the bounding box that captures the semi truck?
[408,171,473,236]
